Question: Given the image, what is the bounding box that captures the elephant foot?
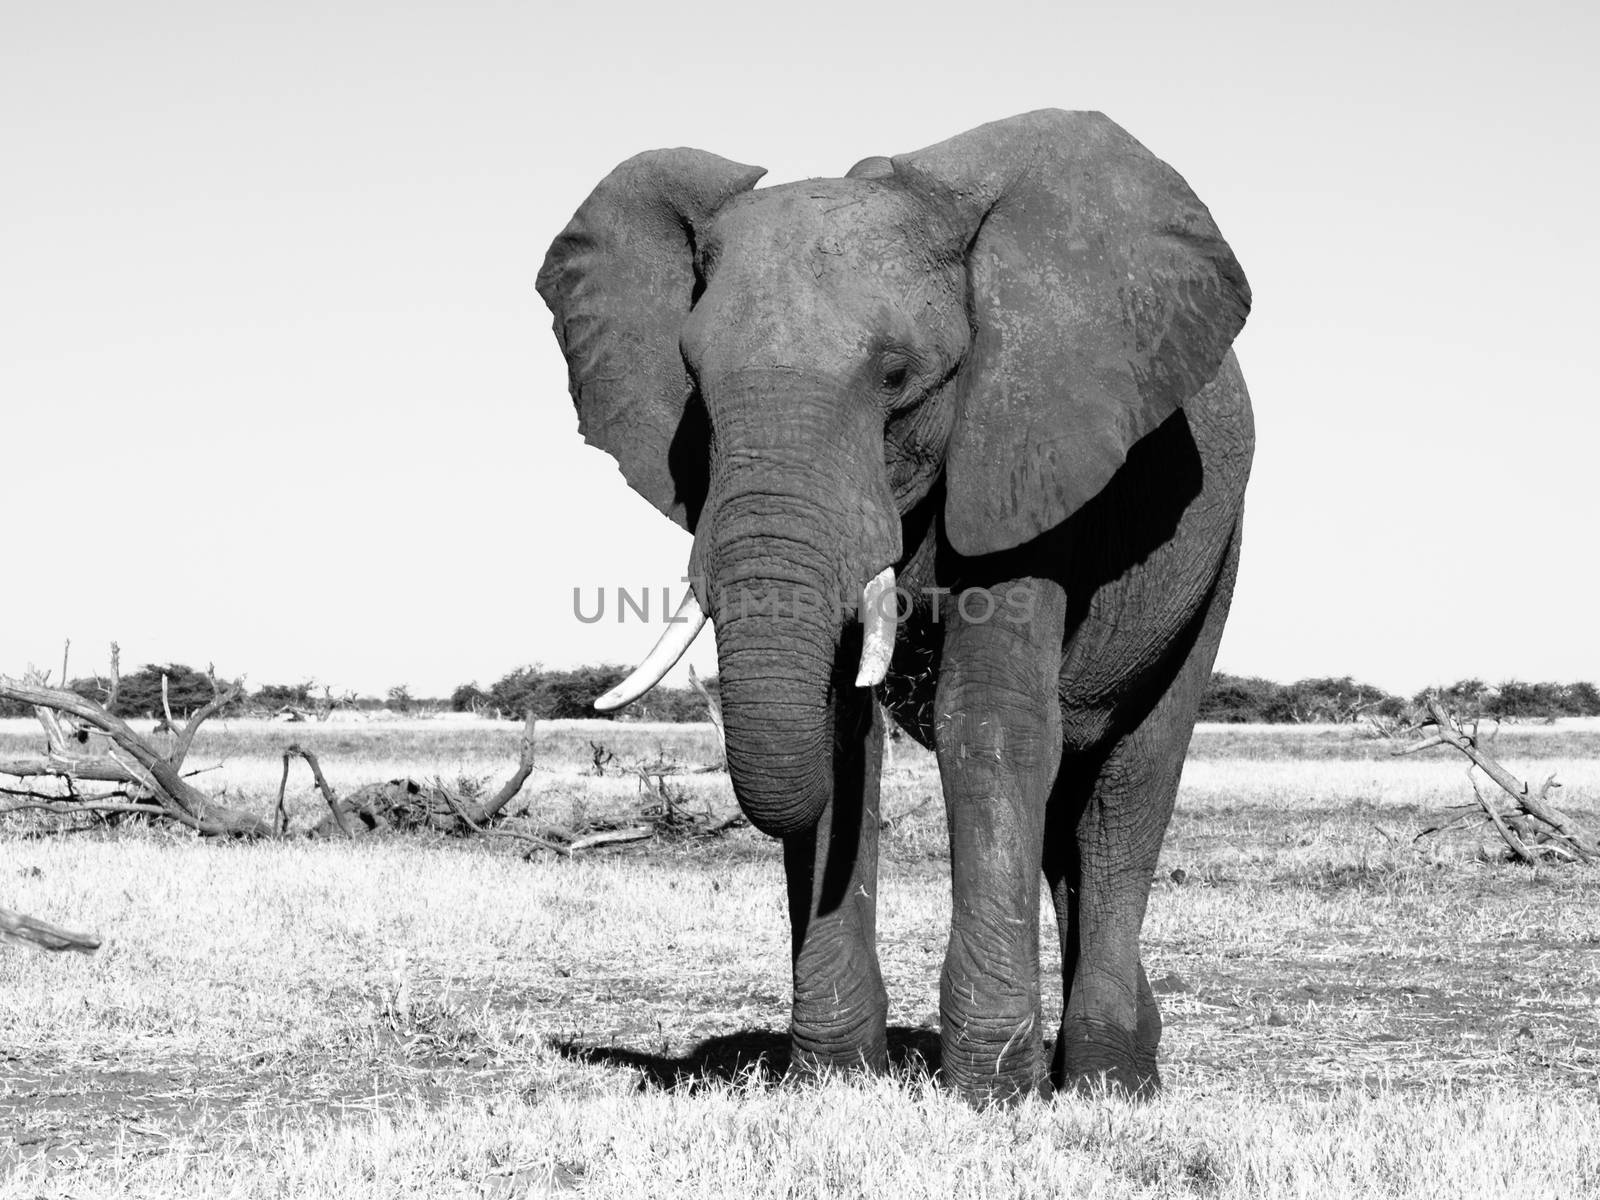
[1051,1016,1161,1099]
[939,1017,1047,1106]
[787,1034,888,1078]
[788,990,888,1078]
[787,1024,889,1081]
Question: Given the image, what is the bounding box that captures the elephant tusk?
[855,567,897,689]
[594,591,709,712]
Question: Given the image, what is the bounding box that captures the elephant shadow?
[553,1026,943,1092]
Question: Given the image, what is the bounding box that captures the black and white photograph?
[3,1,1597,1194]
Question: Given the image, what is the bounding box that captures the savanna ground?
[3,714,1599,1197]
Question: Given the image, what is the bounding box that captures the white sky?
[3,1,1596,699]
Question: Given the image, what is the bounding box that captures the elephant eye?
[875,344,926,402]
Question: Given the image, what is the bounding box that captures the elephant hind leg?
[1045,529,1241,1097]
[1042,746,1165,1097]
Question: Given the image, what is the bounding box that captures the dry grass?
[3,718,1599,1196]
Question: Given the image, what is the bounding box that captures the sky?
[2,0,1596,700]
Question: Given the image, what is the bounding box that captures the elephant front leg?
[935,577,1066,1104]
[782,691,888,1074]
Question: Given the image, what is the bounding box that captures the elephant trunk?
[692,372,902,838]
[707,521,845,838]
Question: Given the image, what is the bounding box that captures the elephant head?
[538,110,1248,838]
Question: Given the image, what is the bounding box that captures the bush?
[1198,674,1294,723]
[472,666,721,721]
[450,682,489,713]
[630,680,720,723]
[1281,676,1405,722]
[253,682,315,711]
[1414,678,1489,716]
[1413,679,1600,721]
[1199,675,1405,723]
[0,664,240,719]
[487,665,630,720]
[1562,681,1600,716]
[110,664,242,719]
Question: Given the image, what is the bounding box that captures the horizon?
[22,651,1599,707]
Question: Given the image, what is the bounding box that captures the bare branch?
[1393,734,1449,756]
[275,754,291,837]
[0,754,147,784]
[0,673,272,837]
[0,799,165,818]
[168,677,242,771]
[440,787,571,857]
[25,668,73,755]
[1467,771,1538,866]
[1,906,100,954]
[160,673,176,735]
[283,744,354,839]
[1406,697,1599,864]
[104,642,121,714]
[466,712,538,823]
[566,826,654,852]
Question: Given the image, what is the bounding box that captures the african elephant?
[537,110,1252,1104]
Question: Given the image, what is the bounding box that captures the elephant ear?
[537,150,766,530]
[892,110,1250,557]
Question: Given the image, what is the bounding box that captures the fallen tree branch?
[0,799,167,819]
[439,787,572,857]
[0,756,148,784]
[0,906,101,954]
[0,661,271,838]
[1396,697,1598,864]
[1468,772,1538,866]
[566,825,654,852]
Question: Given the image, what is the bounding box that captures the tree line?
[1198,675,1600,724]
[3,662,1597,725]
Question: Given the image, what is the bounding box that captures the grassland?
[2,716,1599,1197]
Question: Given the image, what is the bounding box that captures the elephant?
[537,110,1252,1104]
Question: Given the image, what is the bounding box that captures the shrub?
[1198,674,1294,723]
[487,665,629,720]
[253,682,315,711]
[630,679,720,723]
[450,682,489,713]
[1414,679,1600,721]
[111,664,242,719]
[1281,676,1405,722]
[1561,681,1600,716]
[473,666,720,721]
